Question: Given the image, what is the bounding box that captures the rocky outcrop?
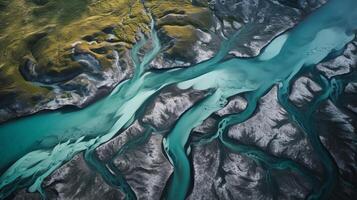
[12,154,124,200]
[208,0,326,57]
[148,0,327,68]
[289,76,322,107]
[317,38,357,78]
[6,1,357,200]
[0,0,327,123]
[188,141,313,200]
[142,86,207,132]
[228,87,324,173]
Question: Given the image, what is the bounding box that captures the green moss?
[144,0,213,62]
[162,25,199,60]
[0,0,10,10]
[0,0,211,112]
[0,0,152,109]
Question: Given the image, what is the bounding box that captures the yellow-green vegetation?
[0,0,212,118]
[0,0,151,110]
[146,0,213,61]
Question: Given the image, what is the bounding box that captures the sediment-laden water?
[1,0,357,199]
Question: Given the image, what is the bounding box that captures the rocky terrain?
[2,0,357,200]
[0,0,326,123]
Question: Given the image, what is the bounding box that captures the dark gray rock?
[95,121,146,161]
[344,82,357,114]
[289,76,322,107]
[317,37,357,78]
[211,0,327,57]
[228,86,323,173]
[12,154,124,200]
[193,117,218,134]
[216,95,247,116]
[315,100,357,186]
[112,134,172,200]
[142,86,207,132]
[188,141,313,200]
[150,0,327,70]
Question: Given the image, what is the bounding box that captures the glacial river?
[0,0,357,199]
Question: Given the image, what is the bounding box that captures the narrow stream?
[0,0,357,199]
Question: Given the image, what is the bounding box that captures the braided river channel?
[1,0,357,199]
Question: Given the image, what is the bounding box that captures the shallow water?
[1,0,357,199]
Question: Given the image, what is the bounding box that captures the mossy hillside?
[161,25,199,61]
[1,0,150,76]
[144,0,214,63]
[0,0,215,120]
[0,0,150,111]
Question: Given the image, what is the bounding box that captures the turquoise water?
[1,0,357,199]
